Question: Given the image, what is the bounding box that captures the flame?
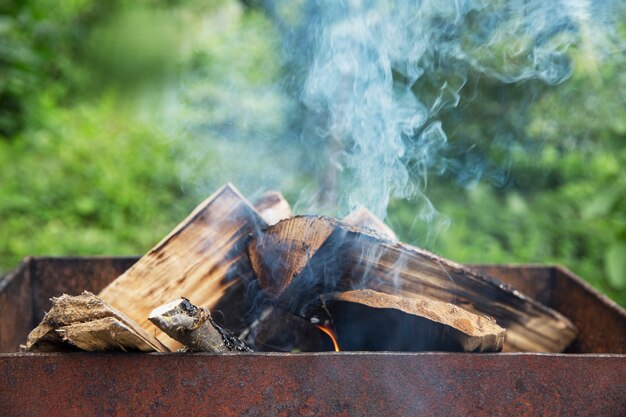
[315,324,340,352]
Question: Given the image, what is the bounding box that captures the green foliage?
[0,0,624,310]
[389,40,626,306]
[0,94,196,270]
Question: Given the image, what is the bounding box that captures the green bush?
[0,0,624,310]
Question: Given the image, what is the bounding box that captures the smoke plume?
[260,0,622,219]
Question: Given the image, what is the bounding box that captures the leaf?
[581,187,621,220]
[605,243,626,290]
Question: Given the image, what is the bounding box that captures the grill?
[1,257,625,416]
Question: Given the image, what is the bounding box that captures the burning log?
[254,190,293,225]
[98,184,268,350]
[343,207,397,240]
[318,290,505,352]
[239,307,331,352]
[149,299,251,353]
[25,292,167,352]
[248,215,578,352]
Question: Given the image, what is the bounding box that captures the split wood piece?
[343,207,397,240]
[318,290,505,352]
[254,190,293,226]
[248,215,578,352]
[149,299,251,353]
[98,184,267,350]
[239,307,331,352]
[25,291,167,352]
[57,317,159,352]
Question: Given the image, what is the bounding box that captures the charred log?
[248,215,578,352]
[317,289,505,352]
[149,298,251,353]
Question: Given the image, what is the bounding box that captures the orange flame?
[315,324,340,352]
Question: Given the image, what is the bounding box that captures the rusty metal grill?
[1,257,625,416]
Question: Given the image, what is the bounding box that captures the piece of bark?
[25,291,167,352]
[318,289,505,352]
[343,207,397,240]
[98,184,267,350]
[149,299,251,353]
[239,307,331,352]
[248,215,578,352]
[254,191,292,226]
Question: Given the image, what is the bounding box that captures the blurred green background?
[0,0,624,306]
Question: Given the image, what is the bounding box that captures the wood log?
[318,289,505,352]
[248,215,578,352]
[254,190,292,225]
[98,184,267,350]
[343,207,397,240]
[149,299,251,353]
[57,317,159,352]
[25,291,167,352]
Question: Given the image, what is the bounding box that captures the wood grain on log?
[248,215,578,352]
[98,184,267,350]
[254,190,292,226]
[343,207,397,240]
[25,291,167,352]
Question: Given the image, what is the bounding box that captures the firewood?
[317,289,505,352]
[25,291,167,352]
[254,190,293,225]
[343,207,397,240]
[98,184,267,350]
[239,307,331,352]
[248,215,578,352]
[57,317,159,352]
[149,299,251,353]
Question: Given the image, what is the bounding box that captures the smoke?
[171,0,623,238]
[257,0,622,221]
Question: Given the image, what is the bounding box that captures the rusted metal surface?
[0,259,33,352]
[1,352,624,417]
[1,258,625,416]
[473,264,626,354]
[1,258,626,353]
[552,266,626,353]
[30,256,138,322]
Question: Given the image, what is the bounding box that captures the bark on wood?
[318,289,505,352]
[25,291,167,352]
[248,215,578,352]
[239,307,331,352]
[343,207,397,240]
[98,184,267,350]
[254,191,292,226]
[149,299,251,352]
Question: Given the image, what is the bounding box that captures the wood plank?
[343,207,397,240]
[57,317,157,352]
[254,190,292,225]
[98,184,267,350]
[318,289,505,352]
[25,291,167,352]
[248,215,578,352]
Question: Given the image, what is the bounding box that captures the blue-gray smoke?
[260,0,622,219]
